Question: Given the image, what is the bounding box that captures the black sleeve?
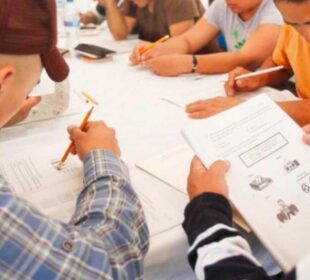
[182,193,297,280]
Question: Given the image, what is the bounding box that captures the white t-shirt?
[204,0,283,51]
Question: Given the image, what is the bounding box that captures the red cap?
[0,0,69,82]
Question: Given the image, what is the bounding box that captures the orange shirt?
[273,24,310,99]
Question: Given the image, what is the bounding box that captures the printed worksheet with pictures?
[182,94,310,272]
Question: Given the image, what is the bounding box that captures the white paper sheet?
[0,131,83,222]
[136,146,194,194]
[0,131,184,236]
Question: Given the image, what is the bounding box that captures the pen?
[160,97,184,109]
[139,35,170,55]
[235,65,285,81]
[81,91,99,106]
[56,106,94,170]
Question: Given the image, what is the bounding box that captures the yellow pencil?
[81,91,99,106]
[139,35,170,55]
[56,106,94,170]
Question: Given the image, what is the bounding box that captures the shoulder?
[208,0,227,10]
[205,0,228,16]
[278,24,296,44]
[257,0,283,25]
[204,0,228,22]
[277,24,303,52]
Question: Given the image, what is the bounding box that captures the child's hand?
[186,96,242,119]
[129,42,151,65]
[144,54,190,77]
[187,156,230,200]
[67,121,121,161]
[225,67,261,97]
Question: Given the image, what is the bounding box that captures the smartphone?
[74,43,116,59]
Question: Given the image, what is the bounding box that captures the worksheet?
[182,94,310,272]
[0,131,83,222]
[0,131,184,236]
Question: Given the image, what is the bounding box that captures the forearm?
[155,36,191,55]
[195,52,253,74]
[71,150,149,256]
[256,57,292,88]
[105,2,129,40]
[278,100,310,126]
[183,193,277,280]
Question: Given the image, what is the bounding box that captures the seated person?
[182,125,310,279]
[189,0,310,126]
[93,0,205,41]
[0,0,149,278]
[130,0,282,76]
[0,1,69,127]
[79,1,117,25]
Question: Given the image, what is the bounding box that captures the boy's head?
[0,0,69,127]
[274,0,310,42]
[225,0,262,14]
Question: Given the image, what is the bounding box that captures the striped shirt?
[0,150,149,279]
[183,193,310,280]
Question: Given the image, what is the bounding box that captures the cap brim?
[41,48,69,82]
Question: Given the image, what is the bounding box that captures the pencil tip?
[56,162,64,171]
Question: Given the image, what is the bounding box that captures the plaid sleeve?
[0,150,149,279]
[70,149,149,256]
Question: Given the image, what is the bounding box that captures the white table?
[0,30,285,279]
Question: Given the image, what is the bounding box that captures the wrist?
[182,55,195,74]
[83,149,129,187]
[191,55,198,73]
[105,0,118,9]
[183,193,233,245]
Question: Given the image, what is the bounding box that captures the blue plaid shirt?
[0,150,149,279]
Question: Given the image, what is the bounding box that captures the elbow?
[236,53,259,70]
[112,31,128,41]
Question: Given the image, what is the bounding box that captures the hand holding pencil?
[130,35,170,65]
[57,107,94,169]
[56,120,121,171]
[224,65,285,97]
[67,120,121,162]
[139,35,170,55]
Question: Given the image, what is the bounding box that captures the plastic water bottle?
[63,0,80,50]
[56,0,65,36]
